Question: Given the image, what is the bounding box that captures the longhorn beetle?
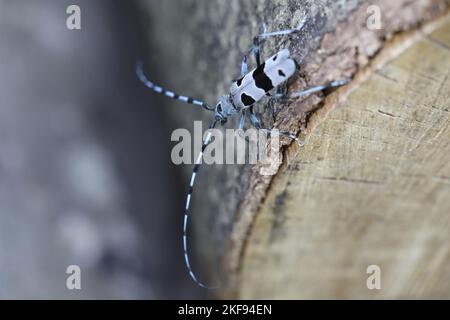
[136,19,350,289]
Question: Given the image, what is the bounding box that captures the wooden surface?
[236,17,450,299]
[138,0,449,296]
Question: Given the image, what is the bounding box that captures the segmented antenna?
[136,62,214,111]
[289,78,350,98]
[183,120,219,289]
[257,15,306,39]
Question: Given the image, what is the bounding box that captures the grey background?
[0,0,205,299]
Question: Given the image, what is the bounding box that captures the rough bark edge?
[222,3,450,297]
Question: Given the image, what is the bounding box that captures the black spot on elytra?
[278,69,286,77]
[241,93,256,106]
[252,62,273,92]
[272,54,278,61]
[236,77,243,87]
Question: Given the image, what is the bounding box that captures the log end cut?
[235,16,450,299]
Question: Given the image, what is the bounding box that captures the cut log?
[137,0,450,297]
[238,15,450,299]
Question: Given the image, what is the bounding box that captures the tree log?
[239,15,450,299]
[138,0,450,297]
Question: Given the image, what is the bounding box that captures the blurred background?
[0,0,205,299]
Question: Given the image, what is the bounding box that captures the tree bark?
[138,0,450,298]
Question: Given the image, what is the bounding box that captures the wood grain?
[237,17,450,299]
[138,0,449,296]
